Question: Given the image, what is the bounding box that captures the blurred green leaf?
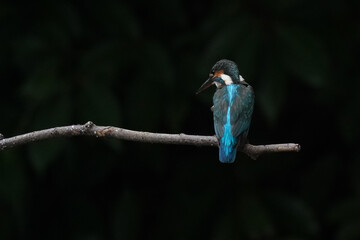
[212,210,237,240]
[79,41,126,84]
[0,151,27,212]
[28,95,71,174]
[328,198,360,225]
[89,1,140,38]
[237,195,274,238]
[137,41,175,86]
[66,195,103,239]
[299,154,339,206]
[267,193,319,237]
[28,139,66,175]
[113,190,141,239]
[125,81,162,131]
[77,82,121,126]
[20,60,63,101]
[32,94,71,129]
[277,25,329,88]
[12,36,48,71]
[257,61,287,124]
[334,221,360,240]
[203,15,258,68]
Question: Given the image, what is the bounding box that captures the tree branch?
[0,121,300,160]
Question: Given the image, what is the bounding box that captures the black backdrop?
[1,0,360,239]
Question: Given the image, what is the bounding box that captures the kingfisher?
[196,59,254,163]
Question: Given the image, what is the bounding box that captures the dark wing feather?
[213,87,228,139]
[230,84,255,138]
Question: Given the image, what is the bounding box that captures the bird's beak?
[196,77,214,94]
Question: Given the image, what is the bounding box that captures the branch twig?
[0,121,300,160]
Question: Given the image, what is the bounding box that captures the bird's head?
[196,59,245,94]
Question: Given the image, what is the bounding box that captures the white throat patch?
[220,74,233,85]
[239,75,245,81]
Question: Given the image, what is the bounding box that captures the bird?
[196,59,254,163]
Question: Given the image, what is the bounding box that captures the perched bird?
[197,59,254,163]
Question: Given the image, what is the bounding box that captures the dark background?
[1,0,360,239]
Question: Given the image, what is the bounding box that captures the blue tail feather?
[219,144,237,163]
[219,125,238,163]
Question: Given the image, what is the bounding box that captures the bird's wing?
[230,84,255,137]
[213,88,228,139]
